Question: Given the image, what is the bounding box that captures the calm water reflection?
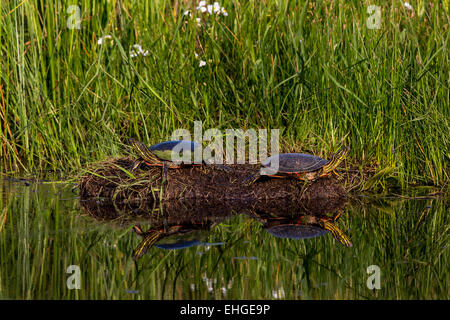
[0,179,448,299]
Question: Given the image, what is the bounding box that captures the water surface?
[0,179,448,299]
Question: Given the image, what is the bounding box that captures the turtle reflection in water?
[131,221,216,260]
[253,211,353,248]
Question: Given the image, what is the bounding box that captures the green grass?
[0,0,448,187]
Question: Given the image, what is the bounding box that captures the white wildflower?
[130,44,149,58]
[133,44,143,51]
[202,276,216,293]
[197,1,207,12]
[199,60,207,67]
[404,2,413,11]
[272,287,285,299]
[97,35,112,45]
[190,2,228,17]
[221,7,228,16]
[190,1,228,18]
[212,2,221,13]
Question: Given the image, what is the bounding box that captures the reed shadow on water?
[0,179,447,299]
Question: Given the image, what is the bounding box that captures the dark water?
[0,179,448,299]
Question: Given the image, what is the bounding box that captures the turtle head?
[322,220,353,248]
[321,146,349,174]
[131,225,184,260]
[129,138,159,163]
[132,230,164,260]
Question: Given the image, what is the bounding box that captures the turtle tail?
[323,221,353,248]
[132,230,163,260]
[321,146,349,174]
[129,138,159,164]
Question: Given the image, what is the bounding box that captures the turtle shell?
[261,153,329,174]
[266,225,328,240]
[150,140,200,162]
[155,239,202,250]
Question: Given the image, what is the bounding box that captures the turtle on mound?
[128,138,230,180]
[243,146,349,185]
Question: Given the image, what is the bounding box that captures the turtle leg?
[293,172,303,180]
[332,170,344,180]
[161,162,187,182]
[161,162,169,182]
[130,158,143,171]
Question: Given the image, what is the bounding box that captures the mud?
[79,157,347,206]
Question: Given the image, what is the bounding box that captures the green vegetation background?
[0,0,448,187]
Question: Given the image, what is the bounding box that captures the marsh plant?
[0,0,448,189]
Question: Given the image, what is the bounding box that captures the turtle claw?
[130,160,142,172]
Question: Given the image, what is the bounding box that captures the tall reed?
[0,1,448,186]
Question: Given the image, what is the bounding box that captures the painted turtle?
[262,212,352,247]
[243,146,349,185]
[129,138,229,180]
